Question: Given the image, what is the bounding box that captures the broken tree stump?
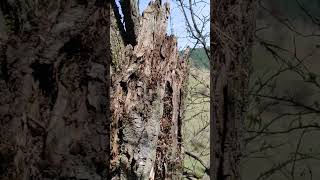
[110,1,189,179]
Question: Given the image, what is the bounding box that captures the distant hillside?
[181,48,209,69]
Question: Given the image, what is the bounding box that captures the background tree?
[181,0,320,180]
[174,0,210,179]
[210,0,257,179]
[243,0,320,179]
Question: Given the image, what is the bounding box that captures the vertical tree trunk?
[210,0,256,179]
[0,1,109,179]
[110,1,189,179]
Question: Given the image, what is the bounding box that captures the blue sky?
[115,0,210,49]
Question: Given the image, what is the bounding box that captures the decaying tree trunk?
[110,1,189,179]
[210,0,256,179]
[0,1,109,179]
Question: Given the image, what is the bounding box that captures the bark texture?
[0,1,110,179]
[110,1,188,179]
[210,0,256,179]
[119,0,140,46]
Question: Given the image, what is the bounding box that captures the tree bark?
[0,1,110,179]
[210,0,256,179]
[110,1,189,179]
[119,0,140,46]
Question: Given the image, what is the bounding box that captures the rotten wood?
[110,1,189,179]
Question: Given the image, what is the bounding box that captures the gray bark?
[110,1,188,179]
[0,1,110,179]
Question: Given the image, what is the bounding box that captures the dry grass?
[183,67,210,179]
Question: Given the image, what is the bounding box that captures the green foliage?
[181,48,209,69]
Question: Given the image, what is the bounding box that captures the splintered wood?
[111,1,189,179]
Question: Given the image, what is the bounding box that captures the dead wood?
[110,1,189,179]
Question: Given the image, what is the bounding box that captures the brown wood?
[0,1,110,179]
[110,1,189,179]
[210,0,257,179]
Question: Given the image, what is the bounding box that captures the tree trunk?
[0,1,109,179]
[210,0,256,179]
[110,1,189,179]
